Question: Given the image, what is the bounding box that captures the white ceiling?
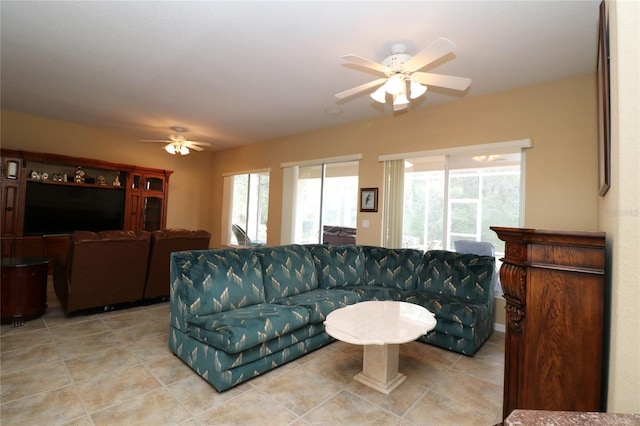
[1,1,600,152]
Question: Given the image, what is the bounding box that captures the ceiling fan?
[335,38,471,111]
[141,126,211,155]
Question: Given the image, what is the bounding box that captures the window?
[223,171,269,246]
[281,155,361,245]
[382,139,531,296]
[402,152,522,253]
[294,161,358,244]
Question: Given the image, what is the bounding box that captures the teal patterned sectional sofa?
[169,244,495,391]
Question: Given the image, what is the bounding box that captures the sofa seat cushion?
[274,289,361,323]
[172,248,265,316]
[404,293,490,328]
[346,286,409,302]
[307,245,365,289]
[188,303,310,353]
[417,250,495,304]
[256,245,319,302]
[201,323,326,372]
[362,246,423,290]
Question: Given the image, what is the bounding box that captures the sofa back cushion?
[362,246,423,291]
[417,250,495,303]
[307,244,365,289]
[171,248,265,317]
[144,229,211,299]
[255,245,319,302]
[59,230,151,313]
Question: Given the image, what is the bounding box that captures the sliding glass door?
[293,161,358,244]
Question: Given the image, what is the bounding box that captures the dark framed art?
[597,0,611,196]
[360,187,378,212]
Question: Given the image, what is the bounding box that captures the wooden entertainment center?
[1,149,173,270]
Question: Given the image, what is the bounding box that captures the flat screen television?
[23,181,126,236]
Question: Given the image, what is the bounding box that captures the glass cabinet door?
[145,177,164,191]
[142,196,163,231]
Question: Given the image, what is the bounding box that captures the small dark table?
[1,257,49,326]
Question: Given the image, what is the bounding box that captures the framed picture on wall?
[597,0,611,196]
[360,188,378,212]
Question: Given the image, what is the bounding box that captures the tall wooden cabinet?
[0,149,172,268]
[491,227,606,420]
[127,170,170,232]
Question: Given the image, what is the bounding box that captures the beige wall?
[599,0,640,414]
[209,73,599,248]
[0,110,215,234]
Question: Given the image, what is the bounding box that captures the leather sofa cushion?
[172,248,265,316]
[144,228,211,299]
[256,245,319,303]
[274,288,361,323]
[307,244,365,289]
[362,246,423,290]
[188,303,310,353]
[417,250,495,304]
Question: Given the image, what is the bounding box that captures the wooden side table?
[1,257,49,326]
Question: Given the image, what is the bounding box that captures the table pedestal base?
[354,343,406,394]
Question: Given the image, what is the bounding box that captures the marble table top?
[324,301,436,345]
[505,409,640,425]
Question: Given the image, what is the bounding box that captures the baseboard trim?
[494,323,506,333]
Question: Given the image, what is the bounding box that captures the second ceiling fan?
[335,38,471,111]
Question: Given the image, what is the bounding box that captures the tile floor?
[1,279,504,425]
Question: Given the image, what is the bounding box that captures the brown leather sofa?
[53,228,211,314]
[322,225,356,245]
[144,229,211,300]
[54,230,151,314]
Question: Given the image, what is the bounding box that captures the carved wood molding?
[505,304,525,332]
[505,242,524,260]
[500,263,527,332]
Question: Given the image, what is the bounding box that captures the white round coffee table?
[324,300,436,394]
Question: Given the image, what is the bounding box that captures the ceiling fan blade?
[186,144,205,152]
[141,139,171,143]
[341,54,390,75]
[335,77,388,99]
[404,38,456,73]
[185,141,212,147]
[410,72,471,91]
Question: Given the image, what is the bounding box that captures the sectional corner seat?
[169,244,496,392]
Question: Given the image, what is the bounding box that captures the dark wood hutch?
[1,149,172,270]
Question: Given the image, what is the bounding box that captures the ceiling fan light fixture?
[165,144,177,155]
[409,81,427,99]
[384,74,405,95]
[179,145,190,155]
[370,86,387,103]
[393,92,409,106]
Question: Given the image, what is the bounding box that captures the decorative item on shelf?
[41,172,49,181]
[74,166,86,183]
[52,173,62,182]
[112,176,121,187]
[29,170,42,180]
[96,176,106,185]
